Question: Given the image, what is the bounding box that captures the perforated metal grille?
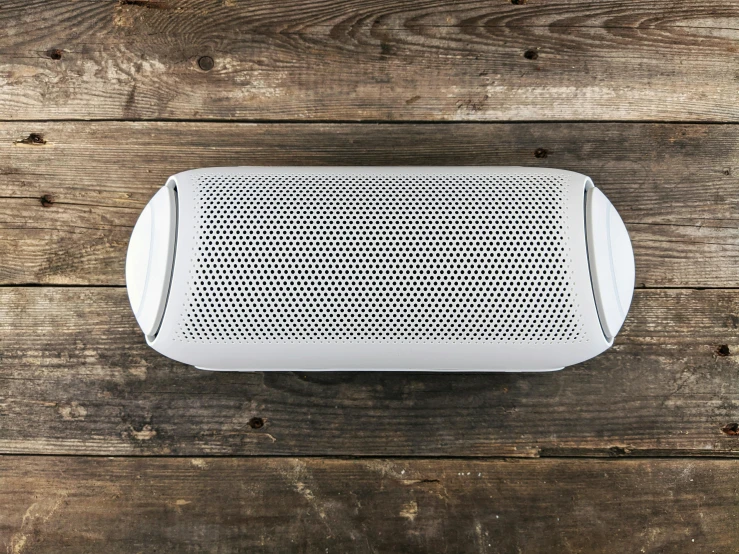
[175,171,587,344]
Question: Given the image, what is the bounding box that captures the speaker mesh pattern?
[175,172,587,344]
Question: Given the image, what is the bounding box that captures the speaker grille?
[175,171,587,344]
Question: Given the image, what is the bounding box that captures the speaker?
[126,167,634,371]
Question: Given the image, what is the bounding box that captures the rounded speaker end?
[586,187,635,340]
[126,183,177,339]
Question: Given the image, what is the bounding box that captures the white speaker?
[126,167,634,371]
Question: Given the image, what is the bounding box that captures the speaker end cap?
[586,187,635,340]
[125,183,177,339]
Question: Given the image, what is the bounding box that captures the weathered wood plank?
[1,121,738,287]
[0,456,737,553]
[1,0,738,121]
[1,286,739,456]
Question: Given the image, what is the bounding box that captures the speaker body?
[126,167,634,371]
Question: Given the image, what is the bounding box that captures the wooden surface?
[2,457,738,553]
[2,0,739,121]
[2,0,739,552]
[2,122,739,287]
[2,286,739,457]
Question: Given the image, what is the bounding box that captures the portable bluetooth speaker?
[125,167,634,371]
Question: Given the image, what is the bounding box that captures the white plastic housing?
[125,167,635,371]
[126,182,176,339]
[586,187,635,340]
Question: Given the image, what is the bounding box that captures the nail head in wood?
[198,56,214,71]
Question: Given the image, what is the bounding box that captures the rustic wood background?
[2,0,739,552]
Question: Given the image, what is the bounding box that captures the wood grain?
[1,121,739,287]
[0,456,737,553]
[2,286,739,457]
[2,1,737,548]
[1,0,739,121]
